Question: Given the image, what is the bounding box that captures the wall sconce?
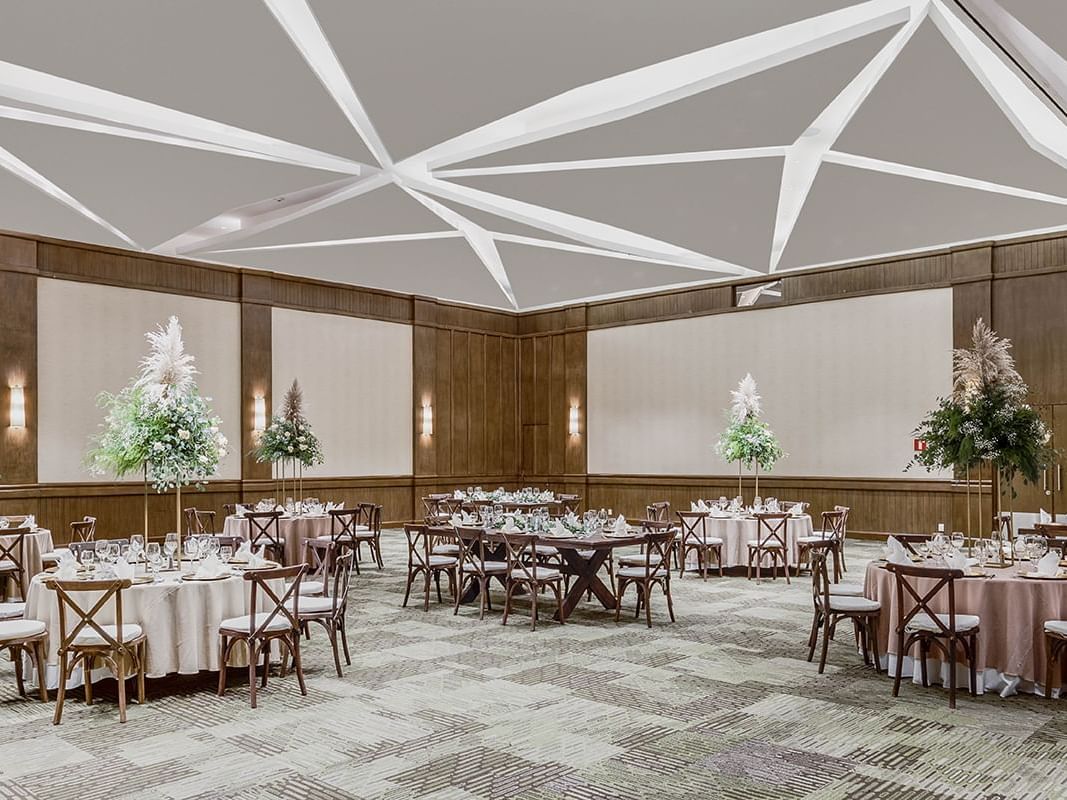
[568,405,580,436]
[421,404,433,436]
[9,386,25,428]
[253,396,266,433]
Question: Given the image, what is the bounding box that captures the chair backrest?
[455,526,492,575]
[819,510,847,542]
[358,502,382,533]
[212,534,245,550]
[808,539,837,609]
[329,508,362,545]
[754,513,789,548]
[70,516,97,542]
[243,563,305,637]
[303,538,333,590]
[0,530,26,593]
[222,503,238,517]
[184,507,216,536]
[782,501,809,514]
[640,529,677,575]
[638,518,675,534]
[646,501,671,521]
[558,494,582,515]
[246,511,283,549]
[68,538,130,562]
[403,523,433,571]
[893,533,931,555]
[328,549,354,613]
[885,562,964,638]
[50,577,135,653]
[996,511,1015,541]
[675,511,707,544]
[833,505,850,532]
[500,532,548,583]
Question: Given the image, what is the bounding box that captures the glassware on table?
[129,534,145,563]
[975,539,988,570]
[95,539,110,565]
[163,533,178,569]
[951,531,965,552]
[81,549,95,570]
[146,542,162,581]
[184,538,199,566]
[220,545,233,563]
[108,542,121,563]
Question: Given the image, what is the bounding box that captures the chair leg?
[402,569,415,608]
[947,637,958,709]
[644,583,653,629]
[434,571,443,604]
[968,634,978,697]
[818,616,832,673]
[261,643,270,688]
[138,641,147,704]
[554,582,564,626]
[919,639,930,688]
[664,579,675,622]
[783,554,790,585]
[53,652,68,725]
[453,573,465,616]
[12,646,25,698]
[614,580,624,623]
[292,635,307,696]
[340,622,351,666]
[328,626,343,677]
[502,582,514,626]
[807,610,821,662]
[1046,635,1058,699]
[892,634,905,697]
[83,656,93,705]
[116,653,128,724]
[248,642,259,709]
[530,582,538,631]
[218,637,229,696]
[423,572,431,612]
[35,641,48,702]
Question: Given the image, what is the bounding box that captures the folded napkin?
[501,518,520,533]
[235,504,249,516]
[613,514,628,535]
[246,546,268,569]
[710,507,729,518]
[234,540,252,561]
[690,501,700,512]
[194,553,231,578]
[550,520,568,537]
[696,499,709,512]
[453,490,464,499]
[790,503,805,517]
[944,551,969,572]
[56,551,79,580]
[24,515,36,530]
[450,513,463,526]
[766,499,780,513]
[1041,508,1053,524]
[1037,550,1060,577]
[885,536,911,565]
[113,557,134,580]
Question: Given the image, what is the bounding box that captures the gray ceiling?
[0,1,1064,310]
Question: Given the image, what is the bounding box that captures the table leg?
[556,549,616,621]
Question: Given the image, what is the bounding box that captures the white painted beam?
[212,230,464,253]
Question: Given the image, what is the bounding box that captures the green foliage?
[254,415,324,468]
[716,415,784,472]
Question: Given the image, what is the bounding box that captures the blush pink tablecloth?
[865,562,1067,695]
[682,514,812,568]
[223,514,336,565]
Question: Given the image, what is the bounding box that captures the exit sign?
[913,439,928,452]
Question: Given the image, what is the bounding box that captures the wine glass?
[975,539,988,570]
[94,539,109,564]
[220,545,233,563]
[184,538,199,567]
[951,531,965,553]
[163,533,178,569]
[108,542,121,563]
[81,549,95,571]
[129,534,145,563]
[146,542,162,581]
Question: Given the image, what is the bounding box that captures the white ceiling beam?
[401,187,518,309]
[930,0,1067,172]
[262,0,393,168]
[0,59,366,175]
[0,142,139,249]
[395,168,761,277]
[403,0,913,171]
[491,232,735,274]
[434,146,786,178]
[768,2,929,271]
[826,150,1067,205]
[158,170,391,256]
[212,230,464,253]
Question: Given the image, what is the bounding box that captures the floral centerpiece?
[88,317,228,543]
[715,374,785,498]
[254,379,324,504]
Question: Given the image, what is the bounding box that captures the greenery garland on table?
[254,379,324,468]
[715,374,785,495]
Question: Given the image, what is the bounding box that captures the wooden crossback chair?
[834,505,852,573]
[50,577,147,724]
[325,508,363,569]
[402,523,458,611]
[70,516,97,542]
[454,526,508,620]
[748,512,791,584]
[885,562,980,709]
[218,563,307,708]
[354,502,384,570]
[675,510,723,580]
[806,540,881,673]
[501,532,564,630]
[0,529,27,600]
[558,494,582,516]
[798,510,847,581]
[288,543,354,677]
[245,511,285,563]
[184,508,217,536]
[615,527,677,628]
[646,501,671,522]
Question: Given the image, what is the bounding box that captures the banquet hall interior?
[2,1,1067,798]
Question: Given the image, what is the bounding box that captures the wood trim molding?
[0,262,37,484]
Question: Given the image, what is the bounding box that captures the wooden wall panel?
[0,258,37,485]
[992,271,1067,404]
[240,297,272,481]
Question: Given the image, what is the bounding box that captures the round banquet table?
[864,561,1067,696]
[0,527,53,598]
[24,569,285,689]
[685,514,812,568]
[223,514,363,565]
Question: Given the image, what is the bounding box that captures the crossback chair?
[675,511,723,580]
[806,540,881,673]
[218,563,307,708]
[293,537,328,597]
[70,516,97,542]
[353,502,384,570]
[0,617,48,702]
[50,578,147,724]
[287,545,354,677]
[797,510,847,581]
[402,523,458,611]
[615,528,677,628]
[454,526,508,620]
[68,539,129,563]
[834,505,851,573]
[212,533,245,552]
[0,529,26,600]
[184,507,217,536]
[747,512,791,584]
[501,532,564,630]
[222,503,238,517]
[1044,617,1067,699]
[245,511,285,563]
[324,508,363,571]
[559,494,582,516]
[885,562,980,709]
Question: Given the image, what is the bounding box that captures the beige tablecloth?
[0,527,53,598]
[223,514,337,565]
[865,562,1067,696]
[684,515,811,568]
[24,571,285,688]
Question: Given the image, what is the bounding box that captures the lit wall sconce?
[568,405,580,436]
[421,404,433,436]
[253,395,266,433]
[9,386,25,428]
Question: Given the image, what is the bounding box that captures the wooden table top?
[428,524,646,550]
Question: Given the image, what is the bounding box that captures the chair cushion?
[465,560,508,573]
[617,566,670,579]
[825,595,880,613]
[72,623,143,646]
[746,541,784,548]
[510,567,561,581]
[536,546,560,556]
[616,553,648,566]
[288,596,337,615]
[0,602,25,619]
[293,580,323,596]
[429,555,458,568]
[0,560,17,572]
[1045,620,1067,637]
[432,544,460,555]
[797,535,834,544]
[906,612,980,633]
[219,613,292,634]
[0,619,45,641]
[685,536,724,546]
[828,584,864,597]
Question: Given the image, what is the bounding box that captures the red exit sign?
[913,439,928,452]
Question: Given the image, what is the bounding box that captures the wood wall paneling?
[240,297,272,481]
[0,251,38,485]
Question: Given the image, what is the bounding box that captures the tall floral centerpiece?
[715,374,785,498]
[910,319,1052,540]
[254,379,324,506]
[87,317,228,550]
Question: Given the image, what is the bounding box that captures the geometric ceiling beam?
[931,0,1067,172]
[769,1,929,271]
[957,0,1067,113]
[403,0,913,170]
[826,149,1067,205]
[157,170,391,256]
[0,59,366,175]
[211,230,464,253]
[400,186,518,309]
[262,0,393,168]
[434,146,787,179]
[394,168,761,277]
[0,141,139,249]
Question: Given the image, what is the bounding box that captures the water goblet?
[220,545,233,563]
[163,532,178,569]
[129,534,145,562]
[951,531,965,552]
[184,538,199,568]
[95,539,110,565]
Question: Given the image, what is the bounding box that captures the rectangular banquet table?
[864,561,1067,696]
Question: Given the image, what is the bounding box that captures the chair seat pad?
[616,553,648,566]
[747,541,784,548]
[797,535,834,544]
[828,584,864,597]
[617,566,670,579]
[824,595,880,613]
[510,567,561,581]
[0,602,25,619]
[219,613,291,634]
[536,546,560,556]
[466,560,508,573]
[73,623,143,646]
[432,544,460,555]
[429,555,458,568]
[906,612,980,633]
[294,580,323,596]
[576,550,596,559]
[288,596,337,615]
[0,560,17,572]
[0,619,45,641]
[1044,619,1067,637]
[686,536,724,546]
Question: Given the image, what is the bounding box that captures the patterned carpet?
[0,534,1064,799]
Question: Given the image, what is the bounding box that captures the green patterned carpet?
[0,535,1063,799]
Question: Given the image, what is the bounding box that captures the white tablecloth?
[24,570,284,688]
[686,515,812,568]
[0,528,53,598]
[223,514,336,565]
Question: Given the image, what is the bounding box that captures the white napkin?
[1040,508,1053,523]
[710,506,728,518]
[565,511,579,526]
[551,520,568,536]
[454,490,464,499]
[194,553,231,578]
[57,551,79,580]
[1037,550,1060,577]
[235,504,249,516]
[450,513,463,526]
[246,546,267,569]
[944,551,969,572]
[234,540,252,561]
[690,501,700,512]
[501,518,520,533]
[24,515,36,530]
[790,503,805,517]
[767,499,780,513]
[113,557,134,580]
[885,536,911,565]
[696,499,709,512]
[613,515,628,535]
